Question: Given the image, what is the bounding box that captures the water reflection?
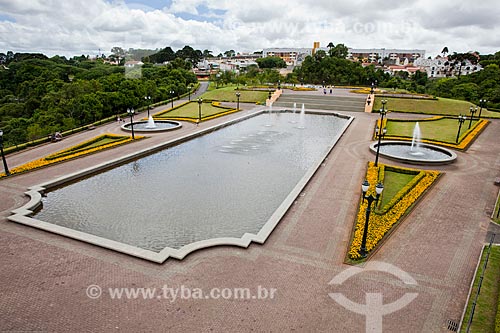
[35,113,348,252]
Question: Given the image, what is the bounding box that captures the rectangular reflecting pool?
[12,111,352,262]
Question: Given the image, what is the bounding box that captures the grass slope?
[374,97,499,118]
[201,86,269,104]
[386,118,480,143]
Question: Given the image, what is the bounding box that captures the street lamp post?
[170,90,175,109]
[278,80,281,90]
[197,98,203,124]
[127,108,135,139]
[374,99,388,167]
[216,73,221,88]
[375,125,387,139]
[268,90,272,102]
[478,99,487,119]
[370,82,375,94]
[468,106,477,129]
[359,180,384,257]
[456,115,467,143]
[236,92,241,111]
[0,130,10,176]
[144,95,151,117]
[188,84,192,101]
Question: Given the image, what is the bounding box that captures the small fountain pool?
[121,117,182,132]
[370,122,457,165]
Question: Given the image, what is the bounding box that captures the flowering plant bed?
[291,86,316,91]
[346,162,441,261]
[0,134,142,178]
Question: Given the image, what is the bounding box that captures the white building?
[414,56,482,78]
[262,48,312,66]
[348,48,425,63]
[263,45,425,67]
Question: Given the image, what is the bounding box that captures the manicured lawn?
[154,101,236,119]
[378,170,416,209]
[84,137,123,150]
[373,97,500,118]
[200,86,269,104]
[460,245,500,332]
[385,118,480,143]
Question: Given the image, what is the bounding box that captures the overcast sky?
[0,0,499,58]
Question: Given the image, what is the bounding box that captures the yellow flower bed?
[291,87,316,91]
[351,87,373,94]
[0,134,143,178]
[348,162,440,260]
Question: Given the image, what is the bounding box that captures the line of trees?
[0,52,196,147]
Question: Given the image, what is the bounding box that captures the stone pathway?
[0,98,498,331]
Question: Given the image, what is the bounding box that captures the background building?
[348,48,425,63]
[262,48,312,66]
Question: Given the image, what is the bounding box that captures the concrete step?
[273,101,364,112]
[274,94,366,112]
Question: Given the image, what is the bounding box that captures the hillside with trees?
[0,52,196,147]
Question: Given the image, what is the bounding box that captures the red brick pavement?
[0,104,498,332]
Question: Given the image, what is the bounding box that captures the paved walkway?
[0,94,499,331]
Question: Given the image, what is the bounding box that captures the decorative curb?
[9,109,353,263]
[120,120,182,133]
[369,141,457,165]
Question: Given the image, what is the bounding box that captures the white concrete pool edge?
[9,109,353,263]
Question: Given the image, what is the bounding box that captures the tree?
[411,70,428,86]
[223,50,236,58]
[314,50,327,61]
[329,44,349,59]
[143,46,175,64]
[448,52,479,77]
[202,49,213,58]
[327,42,334,56]
[256,56,286,69]
[441,47,449,57]
[110,47,126,63]
[174,45,202,67]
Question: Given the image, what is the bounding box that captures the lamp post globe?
[236,92,241,111]
[145,96,151,117]
[127,108,135,139]
[197,98,203,124]
[374,100,388,167]
[170,90,175,109]
[456,115,467,143]
[468,106,477,129]
[478,99,487,119]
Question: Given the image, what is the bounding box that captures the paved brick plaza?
[0,92,498,332]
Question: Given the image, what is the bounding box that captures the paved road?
[0,97,499,332]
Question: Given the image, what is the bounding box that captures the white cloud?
[0,0,498,57]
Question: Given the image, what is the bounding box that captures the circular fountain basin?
[121,120,182,133]
[370,141,457,165]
